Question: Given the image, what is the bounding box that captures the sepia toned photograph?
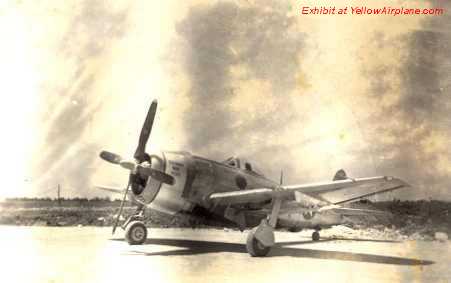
[1,0,450,282]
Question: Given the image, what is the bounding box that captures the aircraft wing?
[94,185,147,205]
[208,176,408,205]
[95,185,126,194]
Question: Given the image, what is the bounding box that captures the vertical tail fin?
[333,169,347,181]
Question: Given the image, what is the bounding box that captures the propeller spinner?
[99,99,174,234]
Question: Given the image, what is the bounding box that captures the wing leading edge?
[208,176,408,205]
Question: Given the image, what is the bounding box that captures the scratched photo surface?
[1,0,450,282]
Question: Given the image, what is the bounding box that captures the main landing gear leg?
[246,197,282,257]
[124,205,148,245]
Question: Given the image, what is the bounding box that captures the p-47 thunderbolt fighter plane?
[98,99,408,257]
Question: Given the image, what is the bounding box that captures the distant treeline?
[4,197,119,202]
[2,197,451,211]
[0,197,122,208]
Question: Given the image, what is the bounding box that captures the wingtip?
[401,179,411,188]
[383,176,394,181]
[385,176,411,188]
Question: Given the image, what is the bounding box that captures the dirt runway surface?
[1,226,449,283]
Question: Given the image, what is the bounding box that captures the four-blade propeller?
[99,99,173,234]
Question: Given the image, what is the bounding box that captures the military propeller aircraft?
[98,99,408,257]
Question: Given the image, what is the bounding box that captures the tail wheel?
[246,228,271,257]
[125,221,148,245]
[312,231,320,241]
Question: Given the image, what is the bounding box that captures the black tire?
[246,228,271,257]
[312,231,320,241]
[125,221,148,245]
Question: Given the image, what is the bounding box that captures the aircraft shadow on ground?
[112,237,434,266]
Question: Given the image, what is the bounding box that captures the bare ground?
[0,226,449,283]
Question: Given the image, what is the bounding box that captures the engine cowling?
[141,151,194,215]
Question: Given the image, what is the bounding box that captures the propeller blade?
[119,160,137,171]
[112,179,131,235]
[137,166,175,185]
[100,151,123,164]
[134,99,157,161]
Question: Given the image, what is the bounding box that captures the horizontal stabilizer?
[322,206,390,216]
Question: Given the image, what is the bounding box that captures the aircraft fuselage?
[135,150,343,231]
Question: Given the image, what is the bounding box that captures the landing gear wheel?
[312,231,320,241]
[125,221,147,245]
[246,228,271,257]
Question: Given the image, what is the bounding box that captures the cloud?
[174,1,305,176]
[9,0,451,200]
[31,0,130,196]
[173,0,451,200]
[357,2,451,199]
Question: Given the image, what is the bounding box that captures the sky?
[1,0,450,200]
